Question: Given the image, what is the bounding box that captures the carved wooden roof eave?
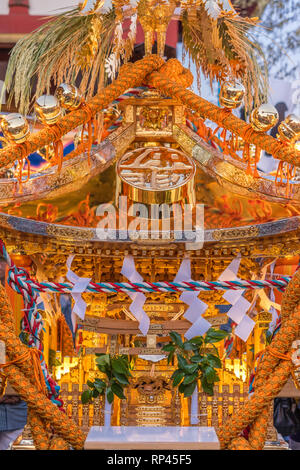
[0,215,299,259]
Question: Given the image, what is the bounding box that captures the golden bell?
[277,114,300,144]
[250,104,279,132]
[0,113,29,144]
[35,95,61,125]
[55,84,83,111]
[219,81,245,109]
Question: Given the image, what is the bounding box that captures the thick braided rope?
[0,284,51,449]
[0,55,164,169]
[218,269,300,450]
[219,354,295,449]
[0,283,85,449]
[2,253,62,405]
[0,238,288,297]
[4,363,86,449]
[281,267,300,322]
[147,66,300,167]
[243,270,300,450]
[5,272,291,295]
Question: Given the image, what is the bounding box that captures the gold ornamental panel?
[117,146,196,204]
[136,105,173,136]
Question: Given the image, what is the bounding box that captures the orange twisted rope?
[0,281,86,449]
[0,348,47,396]
[0,55,164,170]
[147,65,300,167]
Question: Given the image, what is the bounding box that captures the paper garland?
[219,254,255,342]
[121,255,150,335]
[63,252,279,343]
[66,255,91,331]
[175,258,211,340]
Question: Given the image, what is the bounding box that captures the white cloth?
[0,428,23,450]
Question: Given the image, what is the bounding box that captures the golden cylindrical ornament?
[55,84,83,111]
[250,104,279,132]
[219,81,245,109]
[35,95,62,126]
[278,114,300,144]
[0,113,29,144]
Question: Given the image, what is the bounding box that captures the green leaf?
[183,373,198,385]
[205,328,229,344]
[177,354,188,369]
[173,371,185,387]
[111,358,129,376]
[204,366,219,384]
[81,390,92,404]
[183,381,197,398]
[183,341,194,351]
[107,388,114,404]
[112,371,130,385]
[190,354,203,363]
[179,382,186,394]
[200,376,214,396]
[183,363,198,374]
[97,364,109,374]
[162,344,176,352]
[190,336,204,345]
[86,380,95,389]
[94,378,106,386]
[111,382,126,400]
[94,379,106,393]
[167,351,174,365]
[92,388,100,398]
[206,354,222,369]
[171,369,184,380]
[95,354,110,366]
[170,331,183,347]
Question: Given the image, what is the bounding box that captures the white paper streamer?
[227,297,251,324]
[175,258,210,340]
[121,256,150,335]
[269,260,280,329]
[219,254,253,341]
[235,315,256,342]
[66,255,91,330]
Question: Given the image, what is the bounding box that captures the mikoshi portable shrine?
[0,0,300,451]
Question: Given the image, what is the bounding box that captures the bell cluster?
[219,80,300,149]
[0,84,82,145]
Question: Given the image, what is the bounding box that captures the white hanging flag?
[175,258,210,340]
[219,254,253,341]
[235,315,256,342]
[66,255,91,330]
[121,255,150,335]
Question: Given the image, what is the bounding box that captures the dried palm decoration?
[4,0,268,115]
[5,6,116,115]
[181,3,268,112]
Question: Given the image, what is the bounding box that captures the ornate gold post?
[138,0,177,57]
